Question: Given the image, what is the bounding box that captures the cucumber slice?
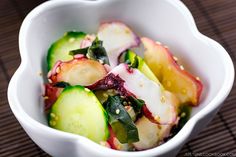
[49,85,109,143]
[47,31,86,70]
[124,50,161,85]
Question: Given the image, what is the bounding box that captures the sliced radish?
[49,58,107,86]
[97,22,140,68]
[44,84,63,111]
[133,116,175,150]
[142,37,203,105]
[110,64,177,124]
[133,116,159,150]
[157,124,173,143]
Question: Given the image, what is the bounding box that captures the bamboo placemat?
[0,0,235,156]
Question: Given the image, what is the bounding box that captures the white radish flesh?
[97,22,140,68]
[110,64,177,124]
[51,58,107,86]
[134,116,174,150]
[133,116,159,150]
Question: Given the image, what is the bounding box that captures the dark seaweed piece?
[69,37,110,65]
[53,82,71,88]
[104,95,139,143]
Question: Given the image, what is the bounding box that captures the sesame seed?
[196,76,200,81]
[103,93,108,98]
[181,112,186,117]
[50,120,56,126]
[69,38,75,43]
[44,96,49,100]
[156,41,162,45]
[48,79,52,83]
[154,116,160,121]
[116,109,120,114]
[164,45,169,49]
[167,81,171,87]
[107,89,113,93]
[173,56,178,61]
[128,102,131,105]
[54,116,59,121]
[84,88,90,92]
[123,101,128,105]
[47,70,52,78]
[124,106,130,110]
[56,67,60,74]
[160,96,166,103]
[98,60,104,64]
[125,29,130,34]
[120,96,125,99]
[50,113,56,118]
[182,89,187,94]
[86,53,91,59]
[180,65,184,70]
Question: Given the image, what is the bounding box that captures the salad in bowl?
[44,21,203,151]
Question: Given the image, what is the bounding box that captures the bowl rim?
[8,0,235,156]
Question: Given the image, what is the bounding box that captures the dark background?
[0,0,236,156]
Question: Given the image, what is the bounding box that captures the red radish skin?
[47,60,63,78]
[88,64,178,125]
[107,127,117,150]
[133,116,178,150]
[142,105,158,124]
[44,84,63,111]
[142,91,178,125]
[97,21,141,68]
[87,65,178,125]
[142,37,203,105]
[110,64,177,124]
[49,58,107,86]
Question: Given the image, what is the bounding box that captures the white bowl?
[8,0,234,157]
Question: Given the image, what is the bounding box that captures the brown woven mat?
[0,0,235,156]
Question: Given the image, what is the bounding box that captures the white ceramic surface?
[7,0,234,157]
